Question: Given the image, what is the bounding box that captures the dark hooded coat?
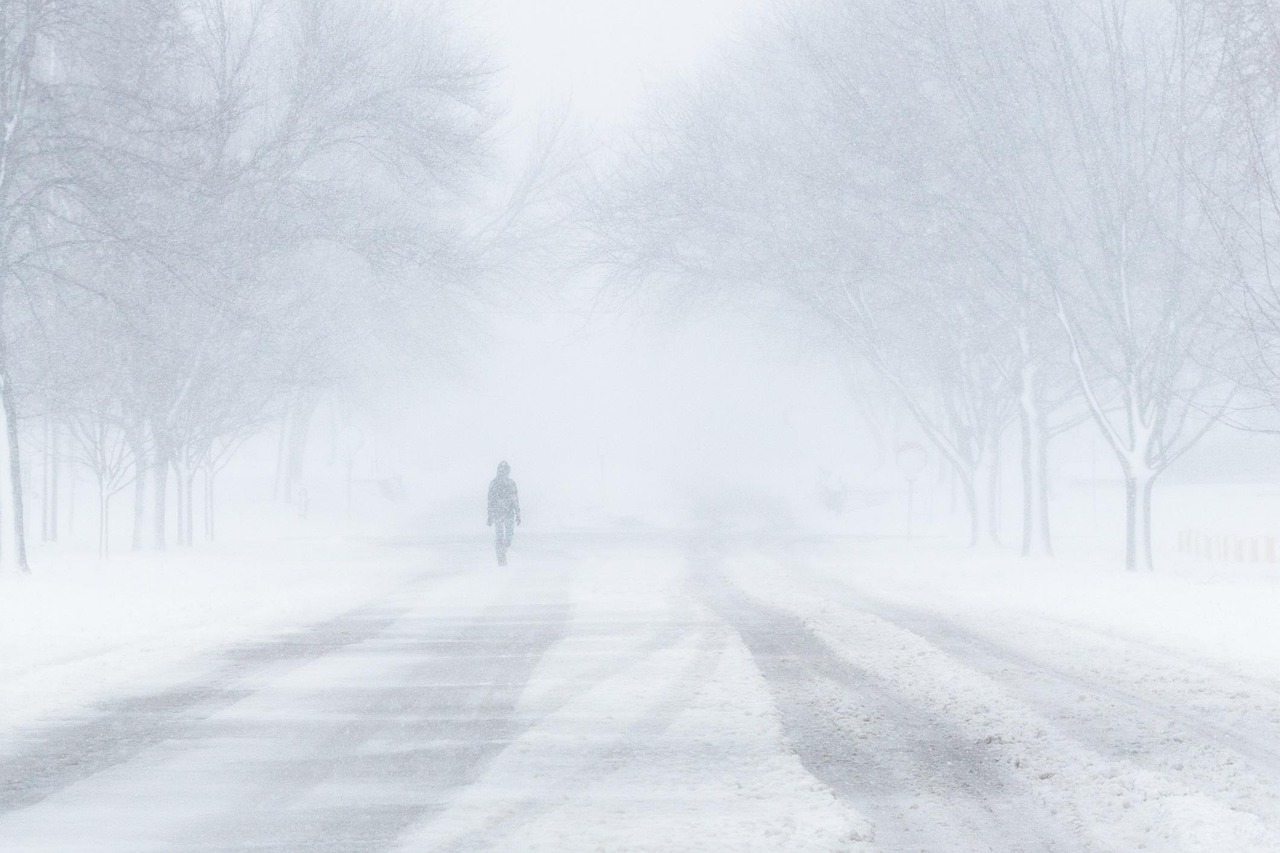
[487,462,520,524]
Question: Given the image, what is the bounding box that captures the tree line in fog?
[0,0,500,568]
[594,0,1280,570]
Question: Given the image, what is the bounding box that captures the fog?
[4,1,1280,850]
[0,0,1259,559]
[400,299,869,530]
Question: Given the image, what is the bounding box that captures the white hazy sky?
[468,0,766,123]
[400,0,876,527]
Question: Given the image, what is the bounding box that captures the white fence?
[1178,530,1278,563]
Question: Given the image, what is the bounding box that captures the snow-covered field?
[2,527,1280,851]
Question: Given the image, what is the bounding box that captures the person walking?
[487,461,521,565]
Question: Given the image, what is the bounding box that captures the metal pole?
[907,477,915,538]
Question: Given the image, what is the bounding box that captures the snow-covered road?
[694,555,1078,852]
[1,534,1277,851]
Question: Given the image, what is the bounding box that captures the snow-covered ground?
[730,537,1280,851]
[0,532,434,735]
[0,533,871,852]
[3,527,1280,850]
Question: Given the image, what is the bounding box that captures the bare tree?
[1025,0,1236,570]
[0,0,499,571]
[898,0,1095,556]
[67,400,132,558]
[594,0,1237,570]
[592,1,1026,546]
[0,0,77,573]
[1197,0,1280,435]
[84,0,496,548]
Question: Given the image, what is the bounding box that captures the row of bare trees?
[594,0,1280,570]
[0,0,497,566]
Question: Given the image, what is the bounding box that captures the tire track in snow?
[416,625,728,852]
[167,598,575,852]
[0,557,537,817]
[841,593,1280,830]
[784,549,1280,778]
[871,600,1280,763]
[695,554,1084,852]
[752,552,1280,848]
[1033,613,1280,734]
[0,598,415,813]
[0,560,577,853]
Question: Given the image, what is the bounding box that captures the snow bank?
[805,539,1280,682]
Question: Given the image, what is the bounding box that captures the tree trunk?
[947,463,958,516]
[204,469,215,541]
[273,395,320,505]
[67,463,75,539]
[1017,374,1053,557]
[176,466,186,545]
[171,464,195,547]
[346,453,354,515]
[284,396,317,504]
[273,413,288,501]
[48,418,58,543]
[1036,429,1054,557]
[98,488,109,559]
[173,469,185,546]
[958,460,996,547]
[987,431,1002,545]
[189,473,196,545]
[0,363,28,573]
[41,416,49,543]
[132,452,148,552]
[962,467,979,546]
[1124,469,1157,572]
[40,416,60,543]
[1019,402,1036,556]
[153,440,170,550]
[181,469,195,546]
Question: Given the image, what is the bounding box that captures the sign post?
[896,442,928,537]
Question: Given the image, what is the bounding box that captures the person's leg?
[494,518,508,565]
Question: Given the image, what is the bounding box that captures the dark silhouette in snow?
[487,461,521,565]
